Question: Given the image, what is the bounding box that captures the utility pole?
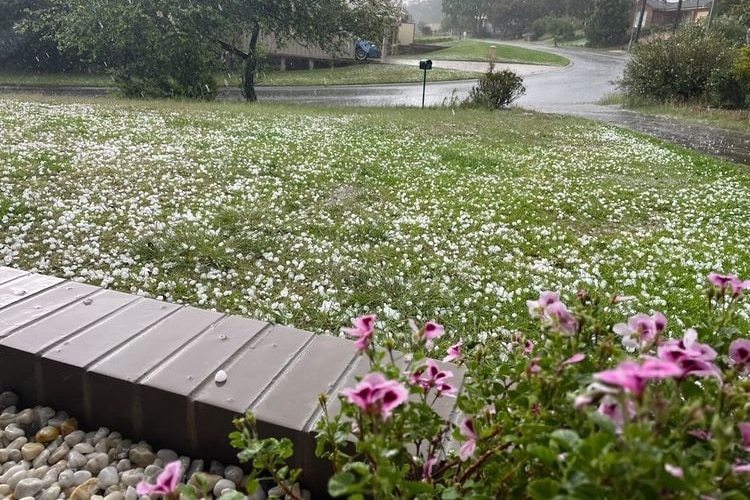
[706,0,717,32]
[630,0,648,50]
[672,0,684,34]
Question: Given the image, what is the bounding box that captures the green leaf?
[245,478,261,494]
[528,443,558,467]
[528,478,561,499]
[550,429,581,451]
[441,488,461,500]
[401,480,433,495]
[328,472,360,497]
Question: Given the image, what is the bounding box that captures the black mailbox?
[419,59,433,70]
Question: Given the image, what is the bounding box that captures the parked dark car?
[354,39,381,60]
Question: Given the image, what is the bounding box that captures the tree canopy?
[17,0,402,100]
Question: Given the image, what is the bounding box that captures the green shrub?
[464,67,525,109]
[620,25,741,106]
[530,16,577,42]
[733,46,750,108]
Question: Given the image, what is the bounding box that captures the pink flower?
[342,372,408,419]
[664,463,684,478]
[688,429,712,441]
[136,460,182,496]
[733,463,750,473]
[422,457,437,481]
[443,341,463,362]
[708,272,750,298]
[597,396,636,430]
[542,301,578,336]
[561,353,585,366]
[657,329,721,380]
[739,422,750,452]
[458,417,477,461]
[612,312,667,350]
[573,382,619,410]
[343,314,377,354]
[411,360,457,397]
[613,295,636,304]
[594,358,682,397]
[729,339,750,369]
[524,339,534,354]
[410,320,445,349]
[527,291,560,318]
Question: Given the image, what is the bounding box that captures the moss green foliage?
[464,67,525,108]
[621,25,743,107]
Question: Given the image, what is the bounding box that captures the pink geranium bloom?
[136,460,182,496]
[612,312,667,350]
[708,272,750,298]
[458,417,477,461]
[422,457,437,481]
[443,341,463,362]
[664,463,684,478]
[343,314,377,354]
[410,319,445,349]
[729,339,750,369]
[527,291,561,318]
[562,353,585,366]
[597,396,636,430]
[658,329,721,380]
[734,463,750,473]
[594,358,682,397]
[342,372,408,419]
[739,422,750,452]
[411,360,457,397]
[542,301,578,336]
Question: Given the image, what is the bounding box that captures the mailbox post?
[419,59,432,109]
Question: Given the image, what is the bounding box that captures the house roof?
[645,0,712,11]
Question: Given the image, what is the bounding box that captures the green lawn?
[422,40,569,66]
[1,96,748,348]
[0,71,115,87]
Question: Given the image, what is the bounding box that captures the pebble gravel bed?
[0,391,311,499]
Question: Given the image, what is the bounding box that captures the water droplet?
[34,306,41,310]
[13,289,26,296]
[219,334,228,340]
[214,370,228,384]
[82,299,93,306]
[187,375,193,380]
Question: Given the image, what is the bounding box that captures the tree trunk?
[242,25,260,102]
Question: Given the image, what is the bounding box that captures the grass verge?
[1,95,748,349]
[422,40,569,66]
[0,63,480,90]
[601,93,750,135]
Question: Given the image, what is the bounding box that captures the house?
[260,23,416,70]
[633,0,713,28]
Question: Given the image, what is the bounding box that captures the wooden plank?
[0,281,99,337]
[0,273,63,310]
